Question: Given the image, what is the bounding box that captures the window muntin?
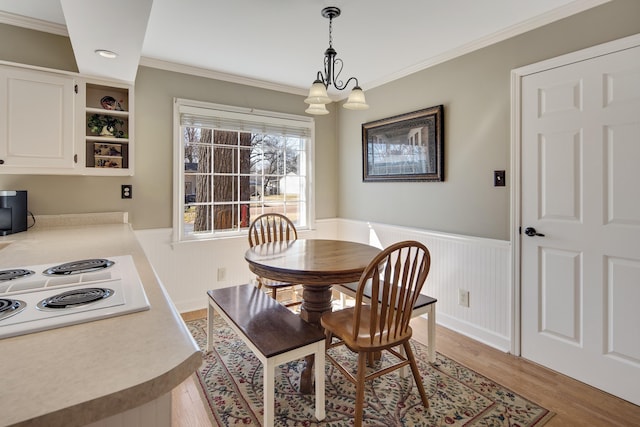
[175,100,313,241]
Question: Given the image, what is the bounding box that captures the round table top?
[244,239,381,285]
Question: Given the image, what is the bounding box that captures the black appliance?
[0,191,28,236]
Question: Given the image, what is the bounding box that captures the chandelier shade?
[305,103,330,115]
[304,79,332,105]
[343,86,368,110]
[304,7,369,115]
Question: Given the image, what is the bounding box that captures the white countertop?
[0,220,202,426]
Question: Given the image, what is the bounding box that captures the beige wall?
[0,24,76,72]
[1,0,639,237]
[131,66,338,228]
[0,25,339,229]
[337,0,640,240]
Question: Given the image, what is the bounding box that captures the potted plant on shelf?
[87,114,126,138]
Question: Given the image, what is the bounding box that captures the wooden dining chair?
[247,213,301,307]
[320,240,431,426]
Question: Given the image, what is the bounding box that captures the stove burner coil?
[37,288,114,310]
[43,259,115,276]
[0,298,26,320]
[0,269,35,282]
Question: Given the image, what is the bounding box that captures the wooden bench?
[334,281,438,363]
[206,284,326,425]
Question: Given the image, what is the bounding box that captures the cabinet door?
[0,67,76,170]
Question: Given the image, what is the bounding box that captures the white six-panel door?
[519,39,640,405]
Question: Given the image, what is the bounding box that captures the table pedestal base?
[299,285,333,325]
[299,285,332,394]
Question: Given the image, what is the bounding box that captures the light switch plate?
[494,170,505,187]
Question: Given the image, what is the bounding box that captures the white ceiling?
[0,0,609,96]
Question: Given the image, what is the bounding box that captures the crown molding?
[365,0,611,90]
[0,11,67,36]
[139,56,307,96]
[0,0,610,95]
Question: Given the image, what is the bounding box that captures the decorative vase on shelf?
[100,125,115,137]
[88,114,124,138]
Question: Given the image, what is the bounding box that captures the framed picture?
[362,105,444,182]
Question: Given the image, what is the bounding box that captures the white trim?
[510,31,640,356]
[0,11,68,36]
[140,57,306,96]
[137,219,511,350]
[512,32,640,77]
[172,100,182,243]
[141,2,611,94]
[438,312,511,353]
[509,68,522,357]
[0,59,134,86]
[365,0,611,90]
[172,98,315,243]
[0,59,76,76]
[2,2,610,95]
[337,217,509,248]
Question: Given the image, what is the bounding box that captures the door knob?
[524,227,545,237]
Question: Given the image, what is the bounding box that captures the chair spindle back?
[353,241,431,345]
[248,213,298,247]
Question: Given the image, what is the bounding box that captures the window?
[173,99,314,242]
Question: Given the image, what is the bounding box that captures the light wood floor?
[173,309,640,427]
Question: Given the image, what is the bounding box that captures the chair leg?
[403,341,429,409]
[355,352,368,427]
[271,287,277,299]
[367,352,375,367]
[324,330,333,348]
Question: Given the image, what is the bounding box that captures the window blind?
[179,104,313,138]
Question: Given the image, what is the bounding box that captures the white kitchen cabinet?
[0,62,134,176]
[0,65,76,171]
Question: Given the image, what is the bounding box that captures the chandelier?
[304,7,369,115]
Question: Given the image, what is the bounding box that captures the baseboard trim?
[437,312,511,353]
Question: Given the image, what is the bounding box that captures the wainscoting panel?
[135,218,512,351]
[134,220,337,313]
[336,219,512,351]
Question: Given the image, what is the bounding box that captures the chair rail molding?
[135,217,511,352]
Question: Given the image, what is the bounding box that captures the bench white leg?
[206,301,215,352]
[264,359,275,427]
[427,305,436,363]
[314,342,326,421]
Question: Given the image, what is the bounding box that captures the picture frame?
[362,105,444,182]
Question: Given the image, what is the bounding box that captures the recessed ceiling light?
[95,49,118,59]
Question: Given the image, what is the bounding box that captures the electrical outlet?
[217,267,226,282]
[458,289,470,307]
[121,184,132,199]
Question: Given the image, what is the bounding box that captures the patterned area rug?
[187,318,553,426]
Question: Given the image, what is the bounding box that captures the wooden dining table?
[244,238,381,393]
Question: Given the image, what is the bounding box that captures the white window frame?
[172,98,315,243]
